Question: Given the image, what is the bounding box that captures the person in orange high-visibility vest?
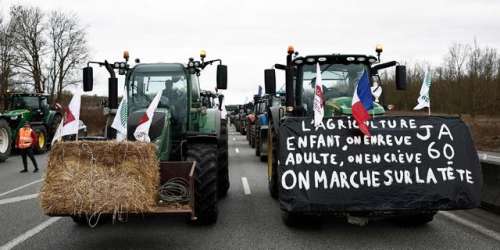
[15,122,39,173]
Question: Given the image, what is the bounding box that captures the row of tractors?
[32,45,480,228]
[229,93,284,162]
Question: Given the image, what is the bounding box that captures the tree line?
[0,4,88,109]
[383,40,500,116]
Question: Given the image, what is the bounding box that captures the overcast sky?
[2,0,500,104]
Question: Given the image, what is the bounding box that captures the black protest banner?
[278,116,482,213]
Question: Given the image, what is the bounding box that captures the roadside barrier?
[479,152,500,213]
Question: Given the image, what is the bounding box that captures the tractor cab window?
[130,72,187,110]
[40,97,49,110]
[10,96,40,110]
[129,71,188,132]
[258,102,267,114]
[300,63,367,114]
[190,74,200,102]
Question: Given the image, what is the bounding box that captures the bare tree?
[444,42,470,80]
[9,5,47,93]
[47,10,88,103]
[0,16,17,109]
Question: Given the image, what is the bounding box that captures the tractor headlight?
[10,115,18,120]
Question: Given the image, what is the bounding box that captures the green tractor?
[200,90,229,197]
[0,93,62,161]
[78,50,229,224]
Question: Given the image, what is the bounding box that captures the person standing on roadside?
[15,122,39,173]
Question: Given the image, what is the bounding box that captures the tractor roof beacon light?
[287,45,294,55]
[375,44,383,62]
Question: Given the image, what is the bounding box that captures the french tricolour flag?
[351,70,374,136]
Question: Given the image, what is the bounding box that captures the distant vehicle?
[0,93,62,162]
[251,94,284,162]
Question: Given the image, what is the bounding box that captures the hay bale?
[40,141,159,216]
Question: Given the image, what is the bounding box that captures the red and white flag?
[313,63,324,127]
[51,90,82,144]
[133,91,162,142]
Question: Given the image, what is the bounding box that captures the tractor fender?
[199,108,221,138]
[268,106,281,137]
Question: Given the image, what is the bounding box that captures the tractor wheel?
[251,128,256,149]
[49,114,62,139]
[33,126,48,154]
[186,143,218,225]
[255,131,260,156]
[0,119,12,162]
[246,126,250,143]
[268,120,279,199]
[217,121,230,198]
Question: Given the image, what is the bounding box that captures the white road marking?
[241,177,251,195]
[233,137,236,141]
[0,193,39,206]
[0,179,43,197]
[440,211,500,242]
[1,217,61,250]
[235,148,240,154]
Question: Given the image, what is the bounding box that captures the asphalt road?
[1,128,500,250]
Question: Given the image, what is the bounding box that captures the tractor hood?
[325,97,385,116]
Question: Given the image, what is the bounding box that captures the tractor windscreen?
[300,63,367,115]
[10,96,39,110]
[128,71,188,124]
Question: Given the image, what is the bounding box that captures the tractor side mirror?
[83,66,93,92]
[395,65,407,90]
[264,69,276,95]
[217,65,228,90]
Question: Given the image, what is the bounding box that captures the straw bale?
[40,141,159,216]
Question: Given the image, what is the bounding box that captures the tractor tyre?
[217,121,230,198]
[0,119,12,162]
[255,131,260,156]
[250,128,256,149]
[33,126,48,154]
[49,114,62,139]
[268,120,279,199]
[186,143,219,225]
